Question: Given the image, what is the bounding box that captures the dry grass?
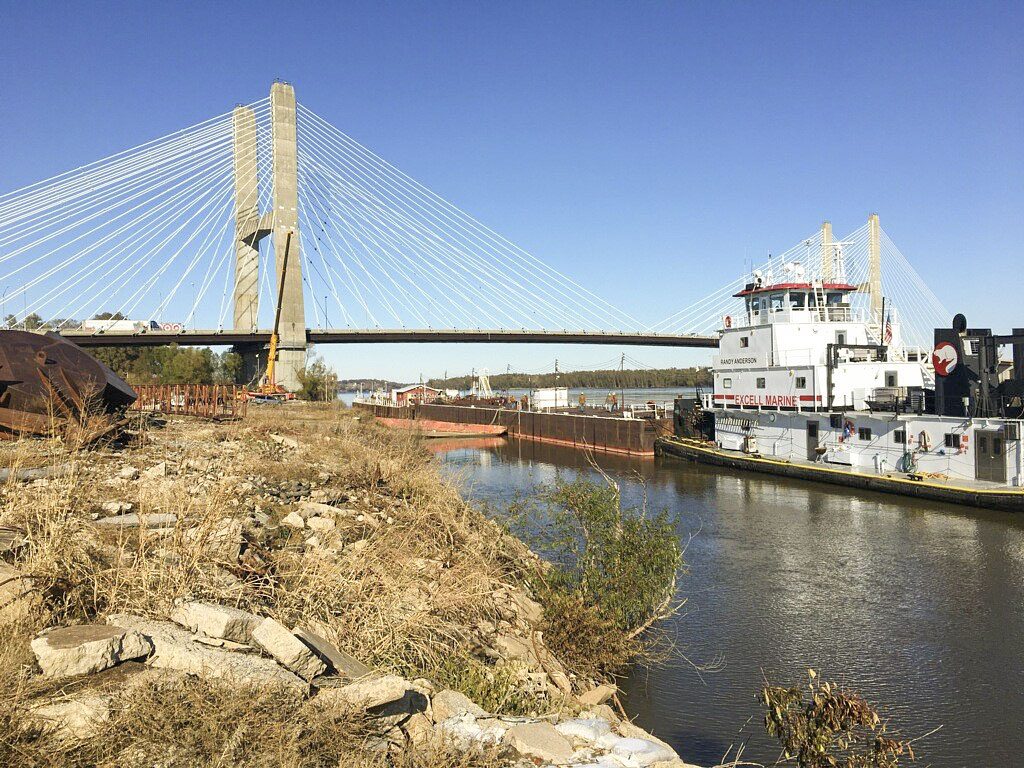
[0,402,549,765]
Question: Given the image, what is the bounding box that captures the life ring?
[918,430,931,451]
[724,315,733,329]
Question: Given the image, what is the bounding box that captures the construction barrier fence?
[131,384,248,420]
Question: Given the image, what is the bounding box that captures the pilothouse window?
[790,292,806,309]
[769,293,784,312]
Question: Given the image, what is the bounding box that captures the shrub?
[509,477,683,680]
[296,357,338,401]
[760,670,920,768]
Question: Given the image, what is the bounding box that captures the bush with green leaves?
[509,477,683,680]
[296,357,339,401]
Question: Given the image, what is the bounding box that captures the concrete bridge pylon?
[231,82,307,390]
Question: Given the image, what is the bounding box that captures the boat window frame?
[756,377,766,389]
[893,429,906,444]
[722,377,732,389]
[858,426,872,441]
[795,376,807,389]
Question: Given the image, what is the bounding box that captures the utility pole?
[620,352,626,412]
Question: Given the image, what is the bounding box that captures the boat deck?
[656,437,1024,512]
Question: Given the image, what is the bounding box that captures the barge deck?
[656,436,1024,512]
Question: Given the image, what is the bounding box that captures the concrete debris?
[142,462,167,478]
[293,625,372,680]
[609,736,679,766]
[31,694,112,741]
[0,563,39,624]
[93,512,178,529]
[297,500,341,518]
[184,518,243,561]
[31,624,152,678]
[101,501,133,515]
[282,511,305,529]
[508,590,545,626]
[305,516,336,534]
[578,683,617,707]
[269,433,299,449]
[502,721,575,764]
[107,614,307,691]
[251,617,327,681]
[313,674,419,712]
[431,689,487,722]
[170,601,261,644]
[555,717,613,744]
[118,466,140,480]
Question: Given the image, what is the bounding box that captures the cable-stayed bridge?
[0,82,946,388]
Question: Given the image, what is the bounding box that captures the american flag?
[883,312,893,344]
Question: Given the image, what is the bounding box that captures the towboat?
[661,261,1024,512]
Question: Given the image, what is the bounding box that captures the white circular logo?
[931,342,958,376]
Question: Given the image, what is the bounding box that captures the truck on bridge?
[81,318,160,334]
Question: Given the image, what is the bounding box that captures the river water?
[434,436,1024,768]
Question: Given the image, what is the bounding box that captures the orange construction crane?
[252,230,295,401]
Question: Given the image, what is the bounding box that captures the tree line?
[90,345,243,386]
[428,366,711,391]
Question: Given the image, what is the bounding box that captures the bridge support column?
[820,220,833,282]
[868,213,882,325]
[231,106,269,381]
[271,81,306,391]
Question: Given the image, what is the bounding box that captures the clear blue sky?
[2,1,1020,381]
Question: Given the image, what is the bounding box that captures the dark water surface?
[436,437,1024,768]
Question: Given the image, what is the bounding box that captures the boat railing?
[746,305,862,326]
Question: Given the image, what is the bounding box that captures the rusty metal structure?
[132,384,247,420]
[0,330,137,440]
[357,401,668,456]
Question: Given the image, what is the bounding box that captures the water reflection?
[437,436,1024,768]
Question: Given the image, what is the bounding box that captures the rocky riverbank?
[0,403,700,767]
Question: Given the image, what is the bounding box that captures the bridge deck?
[57,328,719,348]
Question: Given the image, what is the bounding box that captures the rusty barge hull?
[357,402,668,457]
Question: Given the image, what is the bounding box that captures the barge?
[659,238,1024,512]
[356,401,670,456]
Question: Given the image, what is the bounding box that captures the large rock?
[503,721,575,764]
[31,694,111,740]
[431,689,487,722]
[170,602,261,644]
[579,683,617,707]
[508,590,545,625]
[313,675,419,712]
[609,736,679,766]
[293,625,372,680]
[107,614,306,690]
[297,501,340,518]
[437,712,507,748]
[493,633,536,665]
[555,717,613,745]
[251,617,326,681]
[31,624,152,678]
